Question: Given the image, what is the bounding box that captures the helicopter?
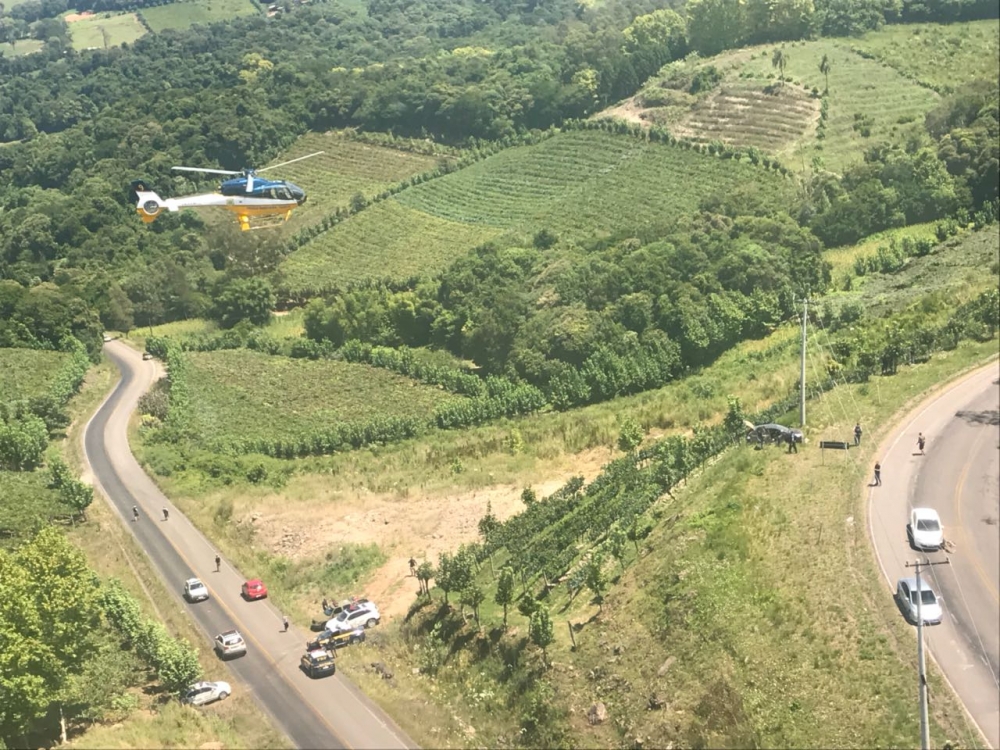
[131,151,324,231]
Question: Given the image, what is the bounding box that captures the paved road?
[868,361,1000,749]
[83,341,417,750]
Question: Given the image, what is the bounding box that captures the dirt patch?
[65,11,95,22]
[592,98,650,128]
[247,448,611,619]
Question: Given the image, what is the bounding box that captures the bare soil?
[65,11,95,22]
[246,448,611,619]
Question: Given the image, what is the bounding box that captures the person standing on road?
[854,422,863,446]
[162,507,169,521]
[409,557,417,576]
[917,432,926,455]
[132,506,139,522]
[873,461,882,486]
[283,615,289,632]
[215,554,221,572]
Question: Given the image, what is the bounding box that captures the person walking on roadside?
[786,432,797,453]
[409,557,417,577]
[215,554,221,572]
[873,461,882,486]
[162,507,169,521]
[854,422,863,446]
[132,506,139,522]
[917,433,926,455]
[283,615,289,632]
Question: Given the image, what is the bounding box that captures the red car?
[242,579,268,601]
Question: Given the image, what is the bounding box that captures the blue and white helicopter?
[131,151,324,231]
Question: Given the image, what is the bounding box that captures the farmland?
[182,349,459,446]
[140,0,259,33]
[278,199,504,296]
[0,348,71,402]
[850,20,1000,92]
[280,130,792,295]
[67,11,146,50]
[261,132,443,234]
[0,39,44,57]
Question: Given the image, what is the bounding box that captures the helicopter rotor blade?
[255,151,325,174]
[246,174,254,193]
[172,166,242,176]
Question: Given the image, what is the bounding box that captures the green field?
[184,349,459,445]
[67,11,146,50]
[0,39,44,57]
[140,0,259,32]
[280,130,792,294]
[279,199,504,295]
[262,132,441,234]
[851,20,1000,93]
[0,348,71,402]
[0,471,69,543]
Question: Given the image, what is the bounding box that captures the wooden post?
[489,555,496,580]
[568,621,577,650]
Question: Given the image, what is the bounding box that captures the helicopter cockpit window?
[275,187,291,200]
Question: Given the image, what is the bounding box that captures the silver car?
[908,508,944,551]
[182,681,231,706]
[214,629,247,659]
[184,578,209,602]
[896,577,943,625]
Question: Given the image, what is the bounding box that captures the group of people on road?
[867,428,927,487]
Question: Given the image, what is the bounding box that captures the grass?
[851,20,1000,93]
[279,199,504,293]
[60,354,290,750]
[0,39,44,57]
[66,11,147,50]
[140,0,259,32]
[0,347,71,402]
[262,132,442,235]
[281,130,792,293]
[182,349,460,445]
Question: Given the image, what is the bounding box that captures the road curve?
[83,341,417,750]
[868,361,1000,749]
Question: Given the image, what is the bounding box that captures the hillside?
[279,129,793,295]
[0,348,71,401]
[601,21,999,172]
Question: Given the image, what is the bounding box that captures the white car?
[184,578,209,602]
[182,681,231,706]
[908,508,944,551]
[896,577,943,625]
[214,629,247,659]
[326,600,380,633]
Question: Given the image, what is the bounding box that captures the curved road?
[869,361,1000,748]
[83,341,416,750]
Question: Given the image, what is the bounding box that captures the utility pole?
[905,558,950,750]
[800,297,808,428]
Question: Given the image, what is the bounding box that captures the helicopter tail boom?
[133,189,177,223]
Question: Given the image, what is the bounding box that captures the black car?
[300,649,337,678]
[306,627,366,652]
[747,423,803,445]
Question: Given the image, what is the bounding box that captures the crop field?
[67,11,146,50]
[184,350,459,444]
[264,132,441,234]
[851,20,1000,93]
[733,40,940,173]
[672,80,819,153]
[0,348,70,402]
[279,199,503,294]
[0,471,69,543]
[140,0,259,32]
[281,130,792,294]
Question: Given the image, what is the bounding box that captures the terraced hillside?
[263,133,443,234]
[183,350,460,447]
[0,348,71,402]
[279,130,792,295]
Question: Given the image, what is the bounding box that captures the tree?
[212,277,274,329]
[477,501,501,549]
[0,414,48,471]
[772,48,788,86]
[617,417,643,452]
[606,525,628,573]
[460,584,485,625]
[436,549,473,605]
[723,396,749,444]
[416,561,435,596]
[623,9,687,59]
[819,53,831,92]
[686,0,746,56]
[495,565,515,628]
[583,551,608,612]
[528,604,554,665]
